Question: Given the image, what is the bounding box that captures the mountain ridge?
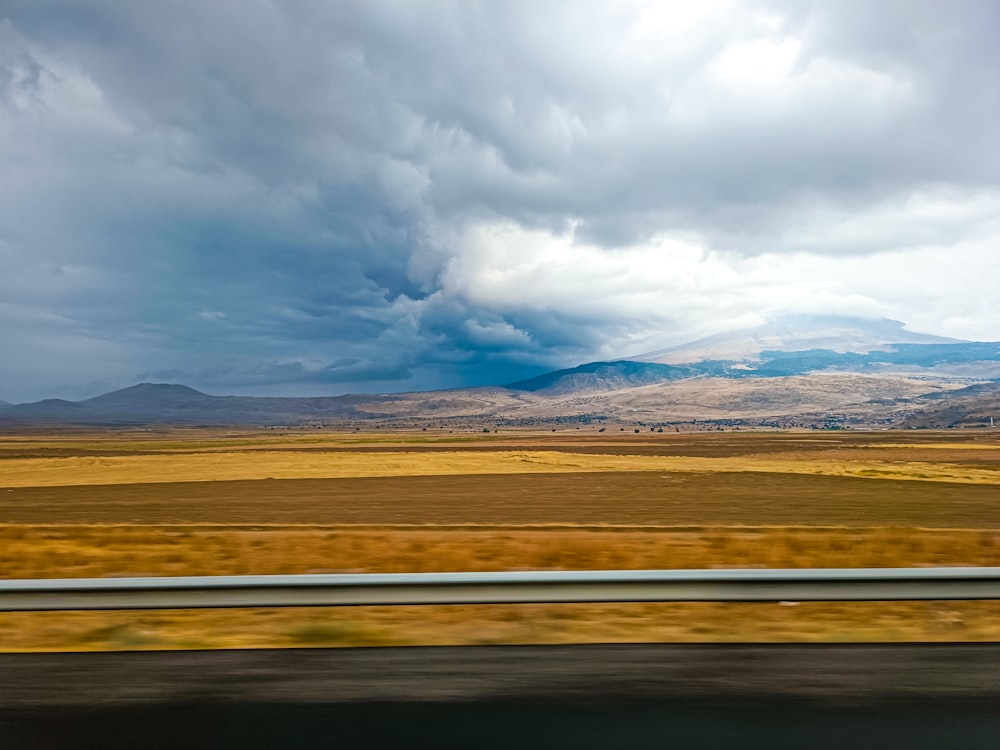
[2,317,997,428]
[632,315,963,364]
[507,361,699,395]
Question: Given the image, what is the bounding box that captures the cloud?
[0,1,998,401]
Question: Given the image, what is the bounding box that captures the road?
[2,644,999,748]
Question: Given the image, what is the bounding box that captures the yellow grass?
[3,429,997,651]
[3,525,999,651]
[2,449,998,487]
[6,601,1000,652]
[5,525,1000,578]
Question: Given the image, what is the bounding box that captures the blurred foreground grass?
[2,525,999,651]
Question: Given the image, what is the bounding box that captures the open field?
[1,429,998,650]
[4,472,1000,527]
[2,449,999,487]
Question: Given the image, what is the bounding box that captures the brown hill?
[898,383,1000,428]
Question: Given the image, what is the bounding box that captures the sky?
[2,1,999,402]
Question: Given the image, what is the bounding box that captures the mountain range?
[3,316,999,429]
[631,315,961,364]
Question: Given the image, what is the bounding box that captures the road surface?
[2,644,998,748]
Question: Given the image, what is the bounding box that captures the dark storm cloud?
[1,1,998,401]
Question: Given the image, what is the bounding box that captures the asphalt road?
[2,644,999,749]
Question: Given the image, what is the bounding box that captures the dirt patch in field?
[3,471,999,527]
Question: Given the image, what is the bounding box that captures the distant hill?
[633,315,962,365]
[0,382,536,427]
[1,373,994,430]
[85,383,215,408]
[733,341,1000,379]
[507,361,698,395]
[3,398,86,417]
[3,317,998,429]
[506,340,1000,397]
[899,382,1000,428]
[2,383,390,425]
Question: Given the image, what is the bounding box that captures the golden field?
[1,428,998,650]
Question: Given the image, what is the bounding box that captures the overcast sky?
[2,1,998,401]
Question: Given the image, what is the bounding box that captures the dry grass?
[6,601,1000,652]
[2,525,999,651]
[2,449,998,488]
[3,525,999,579]
[2,428,998,488]
[2,429,998,651]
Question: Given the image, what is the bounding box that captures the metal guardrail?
[3,567,1000,611]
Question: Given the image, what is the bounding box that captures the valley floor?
[1,428,998,650]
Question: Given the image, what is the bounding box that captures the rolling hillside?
[3,317,997,428]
